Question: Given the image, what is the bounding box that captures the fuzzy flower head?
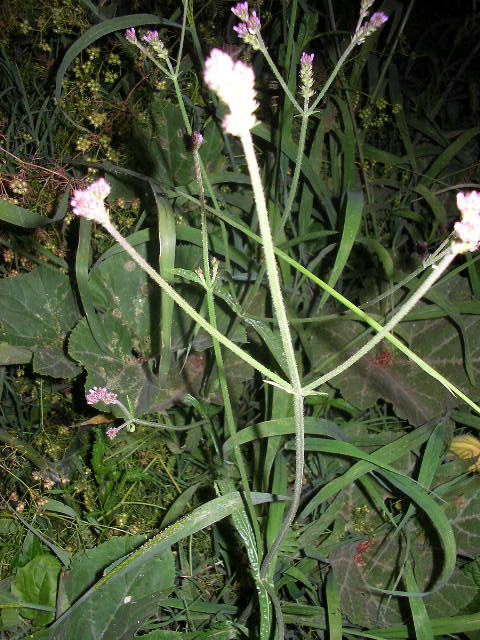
[70,178,111,225]
[125,28,137,43]
[192,131,204,150]
[106,427,120,441]
[300,52,315,100]
[231,1,249,20]
[355,11,388,45]
[231,2,261,48]
[452,191,480,254]
[86,386,118,406]
[204,49,258,136]
[142,30,168,59]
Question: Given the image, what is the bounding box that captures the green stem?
[102,220,293,393]
[303,252,456,393]
[240,131,301,391]
[279,100,309,231]
[177,191,480,415]
[257,35,302,114]
[193,145,263,557]
[175,0,188,75]
[239,130,304,579]
[308,38,358,115]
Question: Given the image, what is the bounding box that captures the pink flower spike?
[300,52,314,66]
[247,10,261,33]
[233,22,249,39]
[106,427,120,441]
[369,11,388,28]
[143,30,159,43]
[231,1,249,21]
[70,178,111,225]
[125,28,137,43]
[452,191,480,254]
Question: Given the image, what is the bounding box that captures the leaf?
[11,554,61,627]
[0,267,82,374]
[31,492,277,640]
[133,99,224,187]
[418,128,480,187]
[33,347,82,378]
[69,238,247,415]
[306,277,480,424]
[329,534,477,628]
[55,15,175,128]
[161,483,201,528]
[68,313,161,417]
[0,199,55,228]
[61,535,147,609]
[441,476,480,558]
[0,342,32,365]
[222,416,343,459]
[404,560,434,640]
[318,191,363,308]
[140,624,238,639]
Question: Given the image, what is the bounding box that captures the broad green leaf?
[61,535,147,609]
[329,533,476,628]
[33,347,82,378]
[11,554,61,627]
[68,313,161,417]
[0,342,31,365]
[0,267,82,375]
[440,476,480,558]
[133,99,224,187]
[31,492,278,640]
[306,276,480,425]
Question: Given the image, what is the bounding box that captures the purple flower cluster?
[142,30,159,43]
[299,52,315,100]
[231,2,261,45]
[355,11,389,45]
[86,386,118,406]
[300,52,314,67]
[106,427,120,441]
[125,27,168,59]
[192,131,204,150]
[125,28,137,43]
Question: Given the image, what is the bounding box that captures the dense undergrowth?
[1,0,480,638]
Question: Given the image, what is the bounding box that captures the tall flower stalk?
[204,48,304,586]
